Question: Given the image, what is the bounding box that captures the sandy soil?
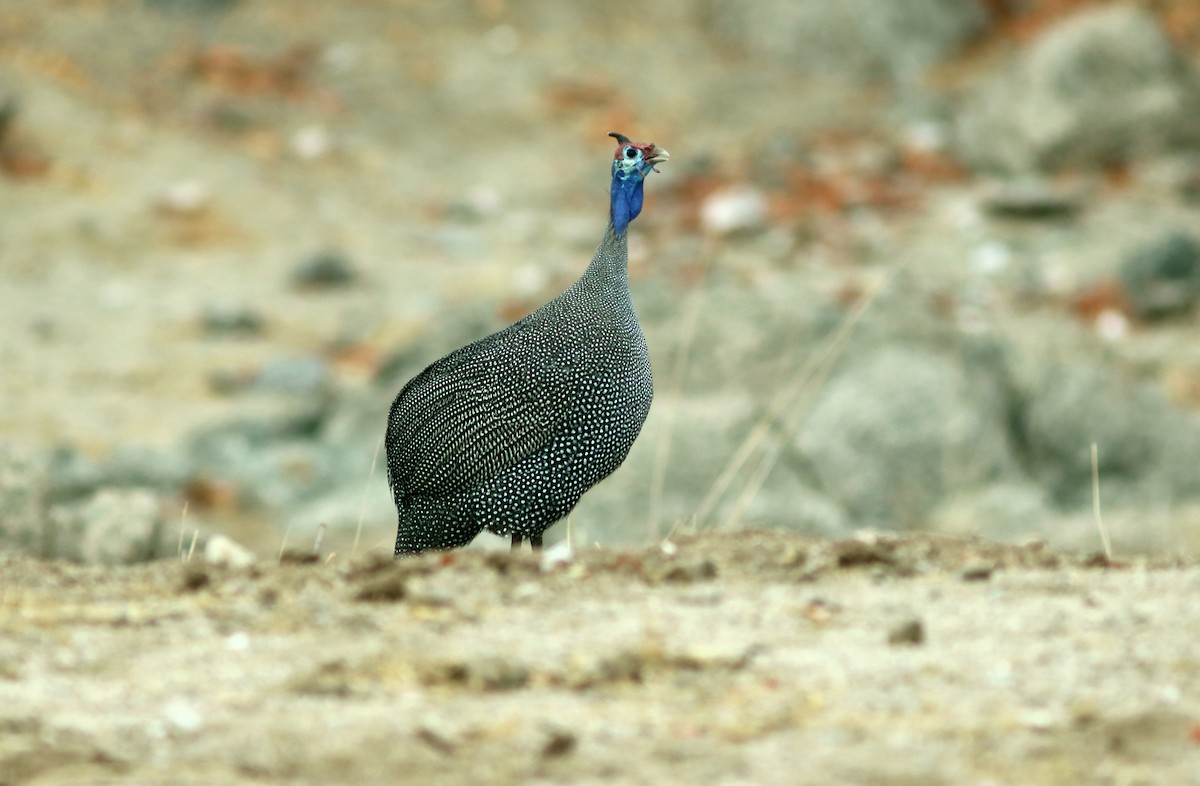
[2,531,1198,786]
[4,5,1200,784]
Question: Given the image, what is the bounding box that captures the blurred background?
[2,0,1200,563]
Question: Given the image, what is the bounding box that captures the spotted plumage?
[385,132,669,555]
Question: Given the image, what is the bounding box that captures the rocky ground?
[3,1,1200,783]
[3,531,1199,786]
[2,0,1200,561]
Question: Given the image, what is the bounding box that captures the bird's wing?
[385,325,583,499]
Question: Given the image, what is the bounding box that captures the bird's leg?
[530,534,543,551]
[511,534,523,552]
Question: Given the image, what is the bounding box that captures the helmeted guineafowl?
[385,132,668,555]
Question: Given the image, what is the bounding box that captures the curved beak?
[645,144,670,172]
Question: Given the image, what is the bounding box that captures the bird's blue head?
[609,131,669,235]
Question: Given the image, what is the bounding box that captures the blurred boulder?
[184,391,383,523]
[104,444,192,490]
[796,346,1017,529]
[1016,362,1200,506]
[1118,232,1200,320]
[702,0,987,81]
[44,444,188,505]
[0,445,47,555]
[43,445,104,504]
[49,488,170,564]
[955,7,1200,173]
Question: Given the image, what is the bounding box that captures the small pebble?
[670,641,755,670]
[278,549,320,565]
[700,186,768,236]
[225,632,250,651]
[207,368,254,395]
[887,617,925,646]
[660,559,717,583]
[982,181,1079,219]
[968,241,1012,275]
[292,251,358,289]
[163,699,204,733]
[180,563,211,591]
[834,538,896,568]
[417,724,457,754]
[354,571,408,602]
[1021,708,1057,731]
[204,534,256,568]
[539,538,573,572]
[540,725,577,759]
[157,180,210,215]
[288,660,355,697]
[201,303,265,337]
[961,562,994,582]
[466,657,529,691]
[1094,308,1129,342]
[291,125,331,160]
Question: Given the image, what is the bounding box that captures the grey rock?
[797,346,1016,529]
[1118,232,1200,320]
[184,388,387,523]
[1158,418,1200,501]
[291,251,358,289]
[887,617,925,646]
[105,444,192,490]
[0,445,47,555]
[207,358,332,398]
[981,180,1082,220]
[49,488,168,564]
[187,406,325,463]
[43,445,105,504]
[47,443,192,504]
[201,302,265,337]
[1017,363,1184,505]
[229,441,327,510]
[956,7,1200,173]
[3,446,186,561]
[702,0,987,81]
[253,356,331,396]
[185,406,325,507]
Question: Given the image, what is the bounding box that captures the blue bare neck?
[610,171,646,236]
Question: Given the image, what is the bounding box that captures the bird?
[385,131,668,555]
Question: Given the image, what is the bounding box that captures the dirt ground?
[2,531,1199,786]
[4,4,1200,784]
